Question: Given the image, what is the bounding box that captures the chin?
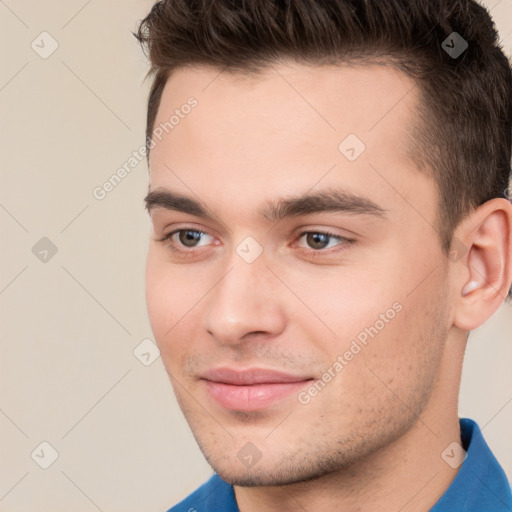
[204,451,342,488]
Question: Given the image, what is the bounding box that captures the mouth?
[200,367,314,411]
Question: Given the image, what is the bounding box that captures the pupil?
[307,233,329,249]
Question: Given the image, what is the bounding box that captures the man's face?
[145,62,453,485]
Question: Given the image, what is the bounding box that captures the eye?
[174,229,209,248]
[158,228,215,254]
[157,227,353,260]
[296,231,347,251]
[300,232,338,250]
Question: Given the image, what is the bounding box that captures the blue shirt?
[167,418,511,511]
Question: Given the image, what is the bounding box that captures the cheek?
[288,269,403,348]
[295,262,446,397]
[145,250,187,354]
[145,249,211,365]
[145,251,168,334]
[145,273,189,375]
[354,279,448,402]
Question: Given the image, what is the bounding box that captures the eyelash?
[157,228,354,259]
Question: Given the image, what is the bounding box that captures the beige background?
[0,1,511,510]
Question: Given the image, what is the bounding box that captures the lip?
[200,367,314,411]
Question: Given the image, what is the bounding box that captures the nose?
[201,254,286,346]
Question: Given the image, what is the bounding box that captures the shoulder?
[166,474,238,512]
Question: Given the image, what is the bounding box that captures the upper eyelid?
[152,210,362,239]
[292,231,351,250]
[163,228,212,241]
[160,225,212,238]
[164,228,344,238]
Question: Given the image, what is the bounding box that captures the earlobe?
[452,198,512,331]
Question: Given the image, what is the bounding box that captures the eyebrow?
[144,188,387,222]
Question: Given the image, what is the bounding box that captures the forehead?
[157,61,417,134]
[149,61,432,223]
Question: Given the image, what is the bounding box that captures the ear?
[452,198,512,331]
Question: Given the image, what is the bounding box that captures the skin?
[145,61,512,512]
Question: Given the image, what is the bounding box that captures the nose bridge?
[202,249,285,344]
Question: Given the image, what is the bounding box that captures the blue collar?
[430,418,511,511]
[168,418,511,511]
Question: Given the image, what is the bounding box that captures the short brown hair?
[135,0,512,262]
